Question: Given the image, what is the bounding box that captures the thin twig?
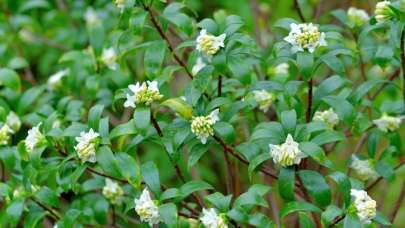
[294,0,306,22]
[390,181,405,223]
[31,198,61,220]
[222,149,234,195]
[306,79,313,123]
[366,161,405,191]
[218,75,222,97]
[400,28,405,108]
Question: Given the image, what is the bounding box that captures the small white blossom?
[124,81,163,108]
[347,7,370,27]
[114,0,127,12]
[134,188,160,227]
[101,47,119,70]
[350,156,378,181]
[196,29,226,56]
[18,29,35,43]
[191,109,220,144]
[0,124,13,146]
[47,69,69,90]
[84,8,101,26]
[274,63,289,75]
[253,90,275,112]
[350,189,377,224]
[373,113,402,132]
[74,129,99,163]
[102,179,124,205]
[25,123,46,152]
[192,57,207,76]
[6,111,21,133]
[284,23,327,53]
[269,134,306,167]
[200,208,228,228]
[313,108,339,129]
[375,1,394,23]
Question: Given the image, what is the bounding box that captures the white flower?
[192,57,206,76]
[274,63,289,75]
[114,0,126,12]
[373,113,402,132]
[84,8,101,26]
[0,124,13,146]
[347,7,370,27]
[134,188,160,226]
[47,69,69,90]
[74,129,99,163]
[253,90,275,112]
[313,108,339,129]
[269,134,305,167]
[196,29,226,56]
[124,81,163,108]
[284,23,327,53]
[6,111,21,134]
[102,179,124,205]
[200,208,228,228]
[101,47,118,70]
[25,123,46,152]
[375,1,394,23]
[350,156,378,181]
[350,189,376,224]
[191,109,220,144]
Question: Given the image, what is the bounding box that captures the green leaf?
[321,205,343,226]
[280,201,321,218]
[141,161,161,196]
[299,142,333,168]
[188,143,209,168]
[213,122,235,144]
[205,192,232,212]
[161,98,193,120]
[115,152,140,185]
[88,105,104,131]
[6,198,25,226]
[328,172,351,206]
[311,130,345,146]
[144,40,166,76]
[134,106,151,131]
[248,153,270,181]
[179,181,213,199]
[225,15,244,35]
[234,184,270,208]
[313,75,346,105]
[95,146,121,178]
[343,213,360,228]
[159,203,178,228]
[162,3,193,36]
[298,170,331,207]
[322,96,354,123]
[299,212,315,228]
[17,87,44,114]
[296,52,314,80]
[280,110,297,134]
[278,167,295,201]
[373,211,391,226]
[35,187,59,208]
[109,119,137,139]
[0,68,21,92]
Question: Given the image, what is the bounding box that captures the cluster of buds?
[102,179,124,205]
[200,208,228,228]
[375,1,395,23]
[350,156,378,181]
[284,23,327,53]
[373,113,402,132]
[350,189,377,224]
[0,124,12,146]
[74,129,100,163]
[25,123,46,152]
[124,81,163,109]
[190,109,220,144]
[134,188,160,226]
[313,108,339,129]
[347,7,370,27]
[0,112,22,146]
[253,90,275,113]
[196,29,226,56]
[269,134,306,167]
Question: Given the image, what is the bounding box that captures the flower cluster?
[373,113,402,132]
[313,108,339,129]
[0,111,21,146]
[25,123,46,152]
[101,47,118,70]
[114,0,127,12]
[134,188,160,226]
[284,23,327,53]
[124,81,163,109]
[253,90,275,112]
[47,69,69,90]
[200,208,228,228]
[347,7,370,27]
[196,29,226,56]
[102,179,124,205]
[350,156,378,181]
[74,129,99,163]
[375,1,394,23]
[269,134,305,167]
[191,109,220,144]
[0,124,12,146]
[350,189,377,224]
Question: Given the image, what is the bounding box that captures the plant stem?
[32,197,61,220]
[306,79,313,123]
[390,181,405,224]
[400,28,405,109]
[294,0,306,22]
[366,161,405,191]
[222,149,234,195]
[218,75,222,97]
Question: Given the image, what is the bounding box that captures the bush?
[0,0,404,227]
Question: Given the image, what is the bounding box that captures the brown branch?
[294,0,306,22]
[366,161,405,191]
[249,0,264,47]
[306,79,313,123]
[218,75,222,97]
[31,198,61,220]
[390,181,405,223]
[328,215,344,227]
[222,149,235,195]
[400,28,405,108]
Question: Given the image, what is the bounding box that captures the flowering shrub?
[0,0,405,227]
